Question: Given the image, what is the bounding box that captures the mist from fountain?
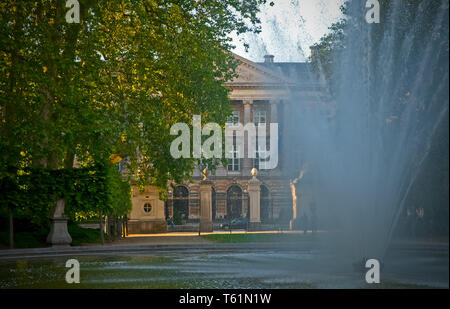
[278,0,449,265]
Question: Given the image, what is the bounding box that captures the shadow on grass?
[0,223,110,249]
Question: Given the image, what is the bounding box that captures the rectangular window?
[258,155,270,170]
[253,154,259,170]
[254,152,270,170]
[227,143,241,171]
[253,110,266,124]
[227,110,240,125]
[253,136,270,170]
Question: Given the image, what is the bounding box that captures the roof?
[257,62,319,84]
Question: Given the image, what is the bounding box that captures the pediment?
[227,53,295,85]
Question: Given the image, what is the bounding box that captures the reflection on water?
[0,247,447,288]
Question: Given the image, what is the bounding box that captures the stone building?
[127,53,327,233]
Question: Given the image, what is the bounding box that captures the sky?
[230,0,344,63]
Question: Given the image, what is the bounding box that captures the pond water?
[0,245,447,288]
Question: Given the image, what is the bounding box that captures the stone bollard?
[248,168,261,231]
[199,169,213,232]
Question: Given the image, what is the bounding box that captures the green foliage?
[0,231,42,248]
[68,222,109,246]
[0,163,131,229]
[0,0,266,193]
[309,3,347,92]
[105,166,132,217]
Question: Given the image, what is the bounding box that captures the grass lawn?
[201,232,316,243]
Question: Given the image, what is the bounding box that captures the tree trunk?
[115,217,120,239]
[8,205,14,249]
[114,217,118,239]
[99,211,104,245]
[64,150,75,169]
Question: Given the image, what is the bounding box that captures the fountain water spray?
[278,0,448,266]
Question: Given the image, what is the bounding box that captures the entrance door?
[226,185,243,219]
[173,186,189,223]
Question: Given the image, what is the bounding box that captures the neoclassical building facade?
[127,53,327,233]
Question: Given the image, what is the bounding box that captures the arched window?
[173,185,189,221]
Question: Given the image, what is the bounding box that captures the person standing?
[303,215,309,234]
[310,202,317,234]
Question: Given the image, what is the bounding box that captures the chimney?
[264,55,274,63]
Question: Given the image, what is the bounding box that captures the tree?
[309,8,346,92]
[0,0,267,242]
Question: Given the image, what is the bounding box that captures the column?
[270,100,278,123]
[270,100,280,172]
[242,100,253,175]
[247,168,261,230]
[199,180,213,232]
